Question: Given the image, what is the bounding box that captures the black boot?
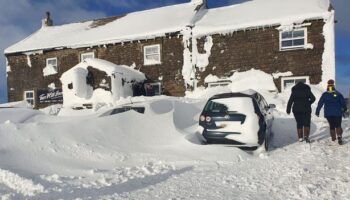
[336,128,343,145]
[338,137,343,145]
[304,127,311,143]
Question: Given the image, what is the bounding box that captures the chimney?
[42,11,53,27]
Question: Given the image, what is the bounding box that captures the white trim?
[144,44,161,65]
[81,52,95,61]
[24,90,35,107]
[281,76,310,92]
[279,28,307,51]
[46,57,58,71]
[145,82,162,96]
[207,80,232,88]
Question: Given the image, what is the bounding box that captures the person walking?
[316,79,347,145]
[287,81,316,143]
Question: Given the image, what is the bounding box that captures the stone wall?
[6,20,326,108]
[195,20,325,91]
[6,37,186,108]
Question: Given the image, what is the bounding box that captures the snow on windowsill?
[144,61,162,66]
[43,64,58,76]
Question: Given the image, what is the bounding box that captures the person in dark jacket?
[316,79,347,145]
[286,82,316,143]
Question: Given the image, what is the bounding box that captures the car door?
[259,95,274,129]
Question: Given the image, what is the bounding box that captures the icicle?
[26,55,32,68]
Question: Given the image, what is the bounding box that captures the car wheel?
[264,133,269,151]
[255,133,269,153]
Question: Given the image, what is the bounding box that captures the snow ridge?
[0,168,45,196]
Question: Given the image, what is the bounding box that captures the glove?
[286,109,290,115]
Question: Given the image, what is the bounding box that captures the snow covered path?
[0,98,349,199]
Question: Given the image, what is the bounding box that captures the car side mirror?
[268,104,276,109]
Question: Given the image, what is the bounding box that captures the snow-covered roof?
[5,2,201,54]
[61,58,145,83]
[5,0,331,54]
[193,0,331,37]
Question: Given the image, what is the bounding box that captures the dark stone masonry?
[6,20,325,108]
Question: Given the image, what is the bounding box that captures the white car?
[199,90,275,151]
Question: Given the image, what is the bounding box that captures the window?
[281,76,310,92]
[280,28,307,50]
[46,58,58,72]
[81,52,95,61]
[207,80,232,88]
[144,44,161,65]
[24,90,35,106]
[145,82,162,96]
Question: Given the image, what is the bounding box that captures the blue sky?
[0,0,349,103]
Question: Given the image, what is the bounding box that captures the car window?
[204,101,228,113]
[205,97,255,115]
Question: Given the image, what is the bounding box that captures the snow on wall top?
[5,2,199,54]
[193,0,331,37]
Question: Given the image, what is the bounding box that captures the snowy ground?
[0,94,349,200]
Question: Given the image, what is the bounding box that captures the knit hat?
[327,79,336,93]
[327,79,335,86]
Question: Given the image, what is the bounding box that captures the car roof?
[208,90,258,100]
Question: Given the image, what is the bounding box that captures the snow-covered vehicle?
[199,90,275,151]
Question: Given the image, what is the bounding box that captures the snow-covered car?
[199,90,275,151]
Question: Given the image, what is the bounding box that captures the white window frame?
[24,90,35,107]
[207,80,232,88]
[145,82,162,96]
[144,44,161,65]
[46,57,58,72]
[279,28,307,51]
[281,76,310,92]
[81,52,95,61]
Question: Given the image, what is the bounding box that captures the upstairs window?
[81,52,95,61]
[24,90,35,107]
[46,58,58,71]
[280,28,307,50]
[207,80,232,88]
[144,44,161,65]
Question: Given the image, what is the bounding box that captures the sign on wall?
[37,89,63,104]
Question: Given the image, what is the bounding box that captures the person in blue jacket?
[316,79,347,145]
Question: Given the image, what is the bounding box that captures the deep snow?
[0,90,349,199]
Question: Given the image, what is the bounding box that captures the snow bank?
[0,169,44,196]
[0,86,349,199]
[0,100,31,108]
[187,69,277,99]
[229,69,277,92]
[0,108,44,123]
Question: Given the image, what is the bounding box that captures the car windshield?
[204,97,254,115]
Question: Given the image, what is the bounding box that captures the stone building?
[4,0,336,108]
